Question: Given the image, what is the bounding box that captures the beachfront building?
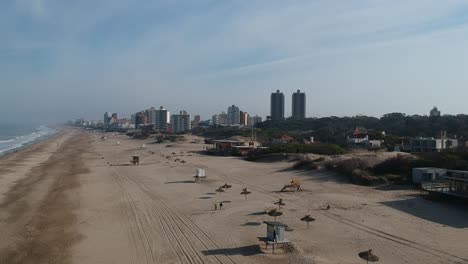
[171,110,191,133]
[417,168,468,199]
[134,111,146,127]
[410,137,458,152]
[227,105,240,125]
[446,170,468,197]
[347,135,382,149]
[270,90,285,121]
[155,106,170,132]
[240,111,249,126]
[292,89,306,119]
[412,167,447,183]
[146,107,156,124]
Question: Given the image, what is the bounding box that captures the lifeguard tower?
[131,155,139,165]
[259,221,290,254]
[194,168,206,183]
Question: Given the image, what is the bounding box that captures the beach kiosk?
[261,221,289,254]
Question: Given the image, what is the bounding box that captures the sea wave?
[0,125,58,156]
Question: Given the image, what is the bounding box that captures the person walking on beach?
[219,202,223,210]
[214,203,217,211]
[273,228,277,242]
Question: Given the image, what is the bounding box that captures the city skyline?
[3,1,468,124]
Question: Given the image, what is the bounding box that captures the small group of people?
[214,202,223,211]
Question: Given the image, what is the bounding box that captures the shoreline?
[0,127,62,159]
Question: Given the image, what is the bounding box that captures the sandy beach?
[0,128,467,264]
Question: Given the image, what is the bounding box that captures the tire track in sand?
[109,163,235,264]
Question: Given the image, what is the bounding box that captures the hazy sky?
[2,0,468,123]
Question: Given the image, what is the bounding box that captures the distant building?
[240,111,249,126]
[347,129,383,149]
[171,110,191,133]
[227,105,240,125]
[292,89,306,119]
[104,112,112,125]
[415,168,468,199]
[135,112,146,127]
[273,135,295,144]
[147,107,156,124]
[155,106,170,132]
[212,114,220,126]
[412,167,447,183]
[410,137,458,152]
[251,115,263,126]
[270,90,285,121]
[430,106,441,117]
[193,115,201,128]
[212,112,229,126]
[347,135,383,149]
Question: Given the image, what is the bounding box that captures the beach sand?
[0,129,466,264]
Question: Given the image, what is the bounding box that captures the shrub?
[335,158,368,176]
[268,143,346,155]
[373,154,413,176]
[292,158,318,170]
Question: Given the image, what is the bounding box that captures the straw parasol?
[267,209,283,221]
[274,198,285,209]
[358,250,379,263]
[221,183,232,189]
[240,188,251,200]
[300,215,315,229]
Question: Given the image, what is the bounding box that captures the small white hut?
[264,221,287,242]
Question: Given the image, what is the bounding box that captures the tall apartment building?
[147,107,156,124]
[171,110,191,133]
[212,112,229,126]
[270,90,285,121]
[240,111,249,126]
[292,89,306,119]
[227,105,240,125]
[155,106,170,132]
[135,112,146,127]
[104,112,112,125]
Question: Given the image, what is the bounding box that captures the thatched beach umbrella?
[240,188,251,200]
[221,183,232,189]
[300,215,315,229]
[274,198,285,209]
[267,209,283,221]
[358,250,379,263]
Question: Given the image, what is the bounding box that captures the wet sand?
[0,129,467,264]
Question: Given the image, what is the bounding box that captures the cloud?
[2,0,468,122]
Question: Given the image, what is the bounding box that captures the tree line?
[256,113,468,146]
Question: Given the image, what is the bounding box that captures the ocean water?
[0,124,57,156]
